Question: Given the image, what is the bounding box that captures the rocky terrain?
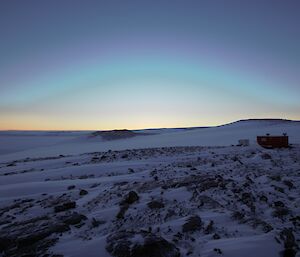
[0,145,299,257]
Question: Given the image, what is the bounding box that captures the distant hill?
[221,118,300,127]
[89,129,152,141]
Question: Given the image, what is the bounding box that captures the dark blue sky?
[0,0,299,129]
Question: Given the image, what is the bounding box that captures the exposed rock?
[259,195,268,202]
[106,231,180,257]
[280,228,297,257]
[246,218,273,233]
[191,194,222,209]
[162,175,227,192]
[91,218,105,227]
[273,207,290,218]
[282,249,296,257]
[164,209,176,221]
[214,248,222,254]
[283,180,294,190]
[204,220,214,234]
[60,212,87,225]
[261,153,272,160]
[274,201,285,208]
[79,189,88,196]
[182,215,202,233]
[54,201,76,213]
[231,211,245,221]
[116,191,139,219]
[280,228,296,249]
[17,223,69,247]
[121,191,139,205]
[212,233,221,240]
[116,205,129,219]
[0,215,70,257]
[0,237,13,252]
[147,200,165,209]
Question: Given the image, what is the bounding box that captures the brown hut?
[257,134,289,148]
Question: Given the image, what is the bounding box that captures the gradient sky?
[0,0,299,130]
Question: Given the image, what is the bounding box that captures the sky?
[0,0,299,130]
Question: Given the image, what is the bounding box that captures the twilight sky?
[0,0,299,130]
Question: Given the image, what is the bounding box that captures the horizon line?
[0,118,299,132]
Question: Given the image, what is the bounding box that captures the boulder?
[106,231,180,257]
[147,200,165,209]
[121,191,139,205]
[54,201,76,213]
[79,189,88,196]
[182,215,202,233]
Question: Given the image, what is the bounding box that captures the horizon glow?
[0,1,299,130]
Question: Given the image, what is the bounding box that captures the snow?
[0,119,299,162]
[0,119,299,257]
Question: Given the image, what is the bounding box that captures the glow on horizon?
[1,54,300,130]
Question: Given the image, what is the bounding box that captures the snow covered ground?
[0,119,299,161]
[0,119,299,257]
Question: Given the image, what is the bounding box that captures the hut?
[257,133,289,148]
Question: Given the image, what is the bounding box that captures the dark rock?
[91,218,105,227]
[283,180,294,190]
[116,205,129,219]
[269,175,281,181]
[164,209,176,221]
[51,223,70,233]
[231,211,245,221]
[280,228,296,249]
[191,194,222,209]
[147,200,165,209]
[289,216,300,227]
[128,168,134,173]
[204,220,214,234]
[281,249,296,257]
[67,185,75,190]
[274,186,285,193]
[106,231,180,257]
[106,231,134,257]
[246,218,273,233]
[212,233,221,240]
[182,215,202,233]
[79,189,88,196]
[214,248,222,254]
[274,201,285,207]
[131,235,180,257]
[261,153,272,160]
[61,213,87,225]
[241,192,254,205]
[0,237,13,251]
[17,223,69,248]
[121,191,139,205]
[54,201,76,213]
[0,212,74,256]
[273,207,290,218]
[259,195,268,202]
